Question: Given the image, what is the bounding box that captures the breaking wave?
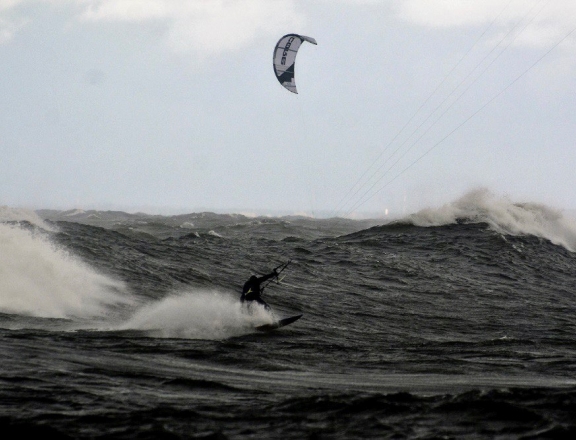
[0,216,130,320]
[406,189,576,251]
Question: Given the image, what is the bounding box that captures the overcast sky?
[1,0,575,217]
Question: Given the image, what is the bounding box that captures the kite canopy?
[273,34,317,94]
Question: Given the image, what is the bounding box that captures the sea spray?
[0,205,56,231]
[118,289,274,339]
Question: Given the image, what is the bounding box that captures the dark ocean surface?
[2,191,576,439]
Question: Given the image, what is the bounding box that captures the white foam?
[0,222,130,319]
[409,188,576,251]
[118,289,274,339]
[64,209,86,217]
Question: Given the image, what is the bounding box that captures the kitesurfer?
[241,269,279,310]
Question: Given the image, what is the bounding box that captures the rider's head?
[249,275,257,282]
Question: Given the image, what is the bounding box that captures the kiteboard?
[255,314,302,332]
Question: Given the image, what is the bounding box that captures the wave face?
[2,197,576,439]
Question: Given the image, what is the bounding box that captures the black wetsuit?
[241,271,277,309]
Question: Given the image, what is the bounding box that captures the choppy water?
[2,190,576,439]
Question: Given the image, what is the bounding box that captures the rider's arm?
[258,270,278,283]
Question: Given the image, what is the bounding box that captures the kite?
[273,34,317,94]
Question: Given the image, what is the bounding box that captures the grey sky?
[1,0,575,217]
